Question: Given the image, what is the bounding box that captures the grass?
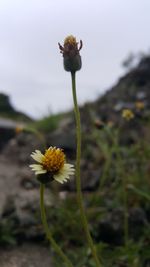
[27,112,69,133]
[47,117,150,266]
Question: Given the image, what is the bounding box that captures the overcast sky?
[0,0,150,118]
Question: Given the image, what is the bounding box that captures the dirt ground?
[0,243,52,267]
[0,155,54,267]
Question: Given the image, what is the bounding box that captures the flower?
[122,109,134,121]
[135,101,145,111]
[30,147,74,184]
[15,125,24,134]
[94,119,105,129]
[107,121,114,128]
[58,35,82,72]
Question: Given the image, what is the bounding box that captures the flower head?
[58,35,82,72]
[30,147,74,184]
[94,119,105,130]
[107,121,114,128]
[15,125,24,134]
[122,109,134,121]
[135,101,145,111]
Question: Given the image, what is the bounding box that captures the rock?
[95,206,149,245]
[129,207,148,239]
[0,243,53,267]
[136,91,146,100]
[2,196,16,217]
[2,133,40,164]
[96,208,124,245]
[144,260,150,267]
[114,101,126,112]
[20,177,38,190]
[47,130,76,156]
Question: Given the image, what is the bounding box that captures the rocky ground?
[0,153,54,266]
[0,244,52,267]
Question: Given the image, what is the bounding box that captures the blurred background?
[0,1,150,267]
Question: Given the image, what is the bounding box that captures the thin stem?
[40,184,73,267]
[123,171,129,248]
[71,72,102,267]
[99,151,112,189]
[114,133,129,248]
[122,170,129,247]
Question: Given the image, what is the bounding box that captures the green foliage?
[0,93,14,113]
[1,107,150,266]
[28,113,66,133]
[45,195,85,247]
[47,120,150,266]
[0,218,16,246]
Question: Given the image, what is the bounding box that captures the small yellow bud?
[15,125,24,134]
[58,35,82,73]
[107,121,114,128]
[135,101,145,111]
[122,109,134,121]
[94,119,105,129]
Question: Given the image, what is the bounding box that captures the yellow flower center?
[122,109,134,121]
[42,147,65,173]
[64,35,77,46]
[135,101,144,110]
[15,126,24,134]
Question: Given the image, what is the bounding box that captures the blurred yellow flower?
[15,125,24,134]
[122,109,134,121]
[30,147,74,184]
[135,101,145,111]
[94,119,105,129]
[107,121,114,128]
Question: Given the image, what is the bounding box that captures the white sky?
[0,0,150,118]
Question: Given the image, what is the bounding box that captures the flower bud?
[58,35,82,73]
[122,109,134,121]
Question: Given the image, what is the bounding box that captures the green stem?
[114,134,129,248]
[71,72,101,267]
[99,152,112,189]
[122,172,129,248]
[40,184,73,267]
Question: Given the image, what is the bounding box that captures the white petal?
[29,164,47,175]
[64,163,74,168]
[29,164,43,171]
[54,173,68,184]
[35,170,47,175]
[53,163,74,184]
[54,178,63,184]
[63,164,75,174]
[30,164,42,169]
[31,150,44,163]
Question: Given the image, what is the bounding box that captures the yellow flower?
[107,121,114,128]
[30,147,74,184]
[58,35,82,72]
[122,109,134,121]
[135,101,145,111]
[64,35,77,47]
[15,125,24,134]
[94,119,105,129]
